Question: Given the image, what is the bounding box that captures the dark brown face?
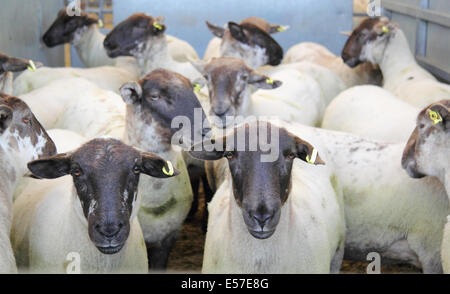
[27,138,179,254]
[103,13,166,58]
[206,20,283,67]
[42,9,98,47]
[0,93,56,159]
[193,57,281,128]
[402,100,450,179]
[120,69,211,147]
[342,17,392,67]
[190,121,324,239]
[0,51,32,74]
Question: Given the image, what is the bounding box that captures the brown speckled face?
[42,9,98,47]
[190,121,324,239]
[402,100,450,179]
[0,93,56,159]
[342,17,392,67]
[104,13,166,58]
[27,138,179,255]
[193,57,281,128]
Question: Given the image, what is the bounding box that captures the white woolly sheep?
[12,137,179,273]
[42,9,198,67]
[342,17,450,109]
[0,94,56,273]
[321,85,419,143]
[189,121,345,273]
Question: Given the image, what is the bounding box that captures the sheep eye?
[22,118,31,125]
[150,94,159,101]
[224,152,234,159]
[133,165,141,174]
[287,153,296,160]
[72,168,82,177]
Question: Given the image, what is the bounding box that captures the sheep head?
[402,100,450,193]
[342,16,397,67]
[206,17,284,69]
[192,57,281,129]
[189,121,324,239]
[27,138,179,254]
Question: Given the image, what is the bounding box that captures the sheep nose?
[103,38,113,49]
[252,213,273,229]
[95,221,124,238]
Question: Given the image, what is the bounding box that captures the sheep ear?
[120,82,142,104]
[401,127,426,178]
[0,105,13,133]
[27,153,71,179]
[2,57,33,73]
[428,104,450,130]
[248,71,282,89]
[206,21,225,38]
[189,138,227,161]
[191,77,206,92]
[269,24,289,34]
[191,60,208,75]
[228,22,248,43]
[295,138,325,165]
[141,152,180,178]
[152,16,166,35]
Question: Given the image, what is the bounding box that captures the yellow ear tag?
[98,19,104,28]
[429,110,443,125]
[27,60,36,72]
[266,78,274,85]
[162,160,174,176]
[382,26,390,34]
[277,25,289,32]
[306,148,318,165]
[153,21,163,31]
[193,83,201,93]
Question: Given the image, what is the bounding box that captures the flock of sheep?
[0,5,449,274]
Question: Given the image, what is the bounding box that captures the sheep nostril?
[253,213,272,228]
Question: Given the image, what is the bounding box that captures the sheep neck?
[124,105,172,154]
[137,36,178,77]
[72,25,101,63]
[378,29,427,85]
[0,143,26,233]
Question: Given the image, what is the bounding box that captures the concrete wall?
[0,0,65,67]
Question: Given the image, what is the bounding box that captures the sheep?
[283,42,383,88]
[203,17,288,65]
[17,77,126,140]
[398,100,450,272]
[188,121,345,273]
[203,19,346,106]
[119,68,211,269]
[210,116,449,273]
[11,137,180,273]
[0,93,57,273]
[13,61,139,96]
[342,17,450,109]
[103,13,202,80]
[42,9,198,68]
[0,52,39,95]
[321,85,419,143]
[192,57,325,128]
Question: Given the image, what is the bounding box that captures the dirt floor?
[167,185,421,274]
